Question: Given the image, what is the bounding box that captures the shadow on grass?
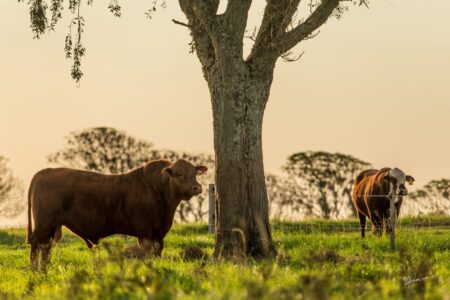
[171,224,210,235]
[0,230,25,246]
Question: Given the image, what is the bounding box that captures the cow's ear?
[164,167,174,177]
[196,166,207,176]
[406,175,415,185]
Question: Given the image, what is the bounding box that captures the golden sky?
[1,0,450,219]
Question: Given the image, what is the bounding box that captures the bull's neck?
[157,172,183,216]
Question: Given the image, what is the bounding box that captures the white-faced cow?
[352,167,414,238]
[27,159,207,270]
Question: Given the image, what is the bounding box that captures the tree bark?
[206,57,276,258]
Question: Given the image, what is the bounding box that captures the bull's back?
[30,168,126,236]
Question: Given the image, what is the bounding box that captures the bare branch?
[247,0,301,63]
[172,19,190,27]
[281,50,305,62]
[277,0,341,55]
[245,26,258,42]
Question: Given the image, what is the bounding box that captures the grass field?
[0,217,449,299]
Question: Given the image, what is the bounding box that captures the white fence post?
[208,184,216,233]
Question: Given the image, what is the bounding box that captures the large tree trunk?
[207,59,276,258]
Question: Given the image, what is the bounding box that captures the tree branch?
[172,19,190,27]
[222,0,252,40]
[178,0,219,74]
[277,0,341,55]
[247,0,301,72]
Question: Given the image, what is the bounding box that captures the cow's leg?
[371,210,383,237]
[381,211,391,235]
[358,211,366,238]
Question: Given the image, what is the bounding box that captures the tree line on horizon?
[1,127,449,221]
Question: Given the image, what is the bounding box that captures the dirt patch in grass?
[307,249,342,264]
[181,244,208,261]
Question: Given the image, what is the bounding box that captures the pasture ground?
[0,216,449,299]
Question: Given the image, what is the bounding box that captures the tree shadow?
[170,224,209,235]
[0,230,25,246]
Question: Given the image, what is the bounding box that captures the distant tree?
[282,151,370,219]
[48,127,155,174]
[0,156,25,217]
[408,179,450,216]
[49,127,214,222]
[266,174,312,220]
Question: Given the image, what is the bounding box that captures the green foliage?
[0,219,448,299]
[22,0,166,82]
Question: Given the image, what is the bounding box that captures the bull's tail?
[26,182,33,244]
[26,173,39,244]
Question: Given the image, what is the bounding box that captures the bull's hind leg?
[30,225,56,270]
[40,241,53,272]
[30,239,39,271]
[358,211,367,238]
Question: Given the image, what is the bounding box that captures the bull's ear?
[406,175,415,185]
[164,167,174,177]
[196,166,207,175]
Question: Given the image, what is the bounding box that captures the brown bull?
[27,159,207,269]
[352,167,414,238]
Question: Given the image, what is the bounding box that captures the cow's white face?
[387,168,414,198]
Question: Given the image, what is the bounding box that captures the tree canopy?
[48,127,155,174]
[0,156,25,218]
[282,151,370,219]
[22,0,369,82]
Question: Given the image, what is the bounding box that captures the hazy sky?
[1,0,450,224]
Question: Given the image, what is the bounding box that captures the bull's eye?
[177,173,183,178]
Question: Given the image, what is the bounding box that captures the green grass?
[0,218,449,300]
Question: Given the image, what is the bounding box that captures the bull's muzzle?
[192,185,202,195]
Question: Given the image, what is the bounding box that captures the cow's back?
[352,168,391,217]
[353,170,376,216]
